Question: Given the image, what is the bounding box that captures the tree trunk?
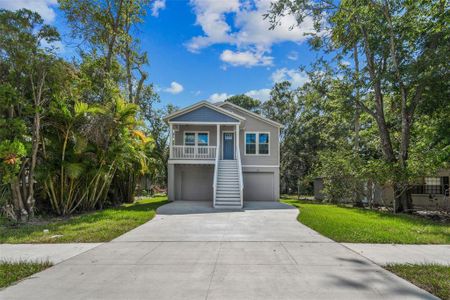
[26,111,40,218]
[394,183,412,213]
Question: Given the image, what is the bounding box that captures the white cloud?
[151,0,166,17]
[0,0,58,23]
[271,68,309,88]
[187,0,315,67]
[220,49,272,67]
[287,51,298,61]
[245,88,271,102]
[206,92,233,103]
[186,0,239,52]
[164,81,184,94]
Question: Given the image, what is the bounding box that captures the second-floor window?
[245,132,270,155]
[184,132,209,146]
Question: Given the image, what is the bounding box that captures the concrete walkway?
[0,201,438,299]
[343,243,450,266]
[0,243,102,264]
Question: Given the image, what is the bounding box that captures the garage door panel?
[243,172,274,201]
[178,165,213,201]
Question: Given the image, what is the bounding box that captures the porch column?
[235,124,240,159]
[169,123,173,159]
[216,124,220,160]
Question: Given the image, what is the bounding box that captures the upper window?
[245,132,269,155]
[184,132,209,146]
[245,133,256,154]
[197,133,209,146]
[184,132,195,146]
[424,177,441,194]
[425,177,440,186]
[259,133,269,154]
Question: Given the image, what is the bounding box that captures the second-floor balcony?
[170,145,217,160]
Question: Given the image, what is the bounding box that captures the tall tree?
[225,94,261,112]
[0,9,61,221]
[59,0,151,104]
[267,0,449,212]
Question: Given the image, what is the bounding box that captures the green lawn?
[0,196,169,244]
[0,261,52,288]
[385,264,450,299]
[282,198,450,244]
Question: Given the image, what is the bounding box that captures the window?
[246,133,256,154]
[197,133,208,146]
[184,132,209,146]
[259,133,269,154]
[184,132,195,146]
[424,177,441,194]
[245,132,269,155]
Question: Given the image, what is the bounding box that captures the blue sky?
[0,0,321,108]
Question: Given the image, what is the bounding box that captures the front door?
[223,132,234,160]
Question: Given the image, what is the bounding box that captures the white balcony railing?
[171,145,217,160]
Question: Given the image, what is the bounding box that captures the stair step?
[215,206,242,209]
[216,192,240,196]
[216,197,240,201]
[215,202,241,206]
[216,200,241,204]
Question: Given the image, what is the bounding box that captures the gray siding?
[174,125,218,146]
[222,104,280,166]
[168,102,281,203]
[171,106,239,123]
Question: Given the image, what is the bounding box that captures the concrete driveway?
[0,201,436,300]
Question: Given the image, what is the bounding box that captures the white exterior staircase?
[214,160,242,208]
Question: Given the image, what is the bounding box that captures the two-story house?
[164,101,282,208]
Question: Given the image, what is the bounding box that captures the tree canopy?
[264,0,449,211]
[225,94,261,112]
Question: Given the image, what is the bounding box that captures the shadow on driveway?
[156,200,296,215]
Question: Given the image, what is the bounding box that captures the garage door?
[243,172,274,201]
[180,165,213,201]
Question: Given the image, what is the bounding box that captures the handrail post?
[169,123,173,159]
[236,124,243,208]
[213,124,220,208]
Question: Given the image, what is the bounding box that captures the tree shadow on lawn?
[0,198,169,243]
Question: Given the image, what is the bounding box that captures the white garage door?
[243,172,274,201]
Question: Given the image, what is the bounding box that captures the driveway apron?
[0,201,437,300]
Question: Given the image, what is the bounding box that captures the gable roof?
[218,101,283,128]
[164,101,245,123]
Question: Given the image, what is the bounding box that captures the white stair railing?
[236,148,244,208]
[212,149,220,208]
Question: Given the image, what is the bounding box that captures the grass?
[282,197,450,244]
[0,261,52,288]
[385,264,450,299]
[0,196,169,244]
